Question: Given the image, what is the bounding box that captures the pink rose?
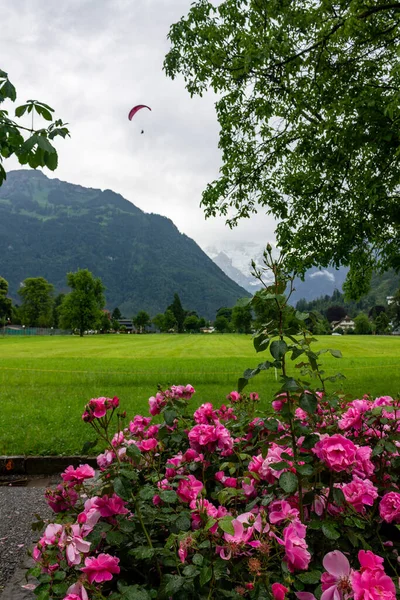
[352,569,395,600]
[93,493,129,517]
[341,477,378,514]
[379,492,400,523]
[282,521,311,572]
[313,434,357,472]
[177,475,203,503]
[272,583,289,600]
[81,553,120,584]
[61,464,95,486]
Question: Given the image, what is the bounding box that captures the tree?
[59,269,105,337]
[165,2,400,297]
[374,312,391,335]
[52,293,65,329]
[0,69,69,186]
[99,312,111,333]
[152,313,165,332]
[184,314,201,332]
[326,306,347,324]
[112,307,122,320]
[0,276,12,325]
[168,293,186,333]
[18,277,54,327]
[133,311,151,333]
[231,303,252,334]
[369,305,386,319]
[214,315,231,333]
[388,289,400,328]
[163,309,177,332]
[216,307,232,322]
[354,313,372,335]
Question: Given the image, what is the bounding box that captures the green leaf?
[164,408,178,425]
[36,135,54,153]
[0,80,16,101]
[328,348,342,358]
[199,565,213,586]
[175,514,191,531]
[182,565,199,577]
[238,377,248,392]
[219,516,235,535]
[113,476,132,501]
[15,104,29,117]
[322,523,340,540]
[44,149,58,171]
[192,553,204,566]
[81,438,98,454]
[160,490,178,503]
[106,530,125,545]
[298,570,322,584]
[270,340,288,360]
[296,463,313,476]
[126,443,141,461]
[279,471,298,493]
[253,334,270,353]
[130,546,155,560]
[333,487,345,506]
[299,392,318,414]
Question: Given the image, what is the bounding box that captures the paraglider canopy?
[128,105,151,120]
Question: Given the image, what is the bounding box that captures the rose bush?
[29,383,400,600]
[29,254,400,599]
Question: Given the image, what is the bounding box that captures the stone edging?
[0,456,97,476]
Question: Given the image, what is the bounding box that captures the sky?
[1,0,276,254]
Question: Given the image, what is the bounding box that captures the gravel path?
[0,484,52,598]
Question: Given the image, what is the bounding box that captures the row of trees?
[0,270,106,337]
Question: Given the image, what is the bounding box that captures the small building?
[117,319,134,333]
[331,315,355,332]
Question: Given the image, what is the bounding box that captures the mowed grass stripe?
[0,335,399,455]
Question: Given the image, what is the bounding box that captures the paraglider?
[128,105,151,120]
[128,105,151,135]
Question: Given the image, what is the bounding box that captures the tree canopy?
[59,269,105,337]
[0,69,69,185]
[165,1,400,297]
[18,276,54,327]
[0,276,12,324]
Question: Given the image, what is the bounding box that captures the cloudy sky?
[1,0,276,254]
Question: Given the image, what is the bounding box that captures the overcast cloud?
[1,0,276,252]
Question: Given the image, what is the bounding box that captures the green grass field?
[1,334,399,455]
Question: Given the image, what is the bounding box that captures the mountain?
[206,242,349,300]
[206,242,399,305]
[0,170,250,318]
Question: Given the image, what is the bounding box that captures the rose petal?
[323,550,350,578]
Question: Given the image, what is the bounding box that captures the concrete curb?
[0,456,97,477]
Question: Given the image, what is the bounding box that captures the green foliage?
[183,314,201,332]
[354,313,372,335]
[214,315,231,333]
[99,312,111,333]
[168,294,186,333]
[112,307,122,320]
[231,303,252,334]
[0,69,69,185]
[388,289,400,328]
[374,312,391,335]
[165,2,400,297]
[238,246,344,394]
[133,311,151,333]
[59,269,105,337]
[18,276,54,327]
[0,275,12,324]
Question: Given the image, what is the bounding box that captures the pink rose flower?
[81,553,120,584]
[379,492,400,523]
[313,434,357,472]
[272,583,289,600]
[138,438,158,452]
[177,475,203,503]
[148,392,167,416]
[282,521,311,572]
[61,464,95,486]
[93,493,129,517]
[65,582,88,600]
[227,391,241,403]
[341,476,378,514]
[320,550,353,600]
[62,524,91,566]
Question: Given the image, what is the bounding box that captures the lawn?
[0,334,399,455]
